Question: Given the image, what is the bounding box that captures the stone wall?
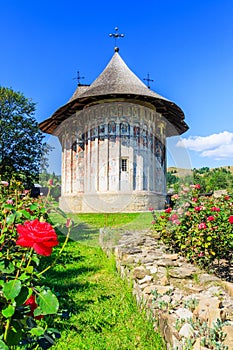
[100,228,233,350]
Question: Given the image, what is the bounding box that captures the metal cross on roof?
[109,27,125,52]
[73,71,85,86]
[143,73,154,89]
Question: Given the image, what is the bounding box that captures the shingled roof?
[39,52,188,136]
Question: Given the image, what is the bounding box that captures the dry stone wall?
[99,228,233,350]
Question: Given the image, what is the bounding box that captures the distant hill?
[167,166,233,177]
[167,167,192,178]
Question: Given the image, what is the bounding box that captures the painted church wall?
[57,101,167,211]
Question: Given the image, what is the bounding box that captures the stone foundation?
[59,192,165,213]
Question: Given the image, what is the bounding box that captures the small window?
[121,159,128,172]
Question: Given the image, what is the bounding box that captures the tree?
[0,87,44,186]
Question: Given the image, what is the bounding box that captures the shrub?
[0,179,68,349]
[152,185,233,269]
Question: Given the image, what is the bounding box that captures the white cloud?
[176,131,233,160]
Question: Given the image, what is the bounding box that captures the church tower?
[39,48,188,212]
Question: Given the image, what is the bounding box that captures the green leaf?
[6,213,16,225]
[0,261,15,274]
[20,209,31,219]
[3,280,21,300]
[2,305,15,318]
[0,339,9,350]
[30,327,45,337]
[36,289,59,315]
[18,272,30,281]
[25,265,34,274]
[30,203,38,211]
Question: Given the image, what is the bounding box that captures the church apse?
[56,102,167,212]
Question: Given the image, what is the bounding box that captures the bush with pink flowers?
[0,179,69,349]
[152,185,233,270]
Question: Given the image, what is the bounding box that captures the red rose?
[24,295,43,320]
[228,216,233,224]
[207,216,215,221]
[16,219,58,256]
[195,184,201,189]
[164,207,172,213]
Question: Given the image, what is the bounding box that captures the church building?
[39,44,188,212]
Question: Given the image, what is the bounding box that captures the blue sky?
[1,0,233,173]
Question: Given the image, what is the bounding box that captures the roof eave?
[39,93,188,136]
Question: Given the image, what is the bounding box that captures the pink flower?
[6,199,13,205]
[172,194,179,200]
[1,181,9,186]
[194,206,202,212]
[228,216,233,224]
[192,197,198,202]
[48,179,53,186]
[182,187,189,193]
[207,216,215,221]
[173,220,181,225]
[164,207,172,213]
[151,221,156,225]
[190,184,201,189]
[198,222,207,230]
[211,207,220,212]
[171,214,179,221]
[198,252,204,257]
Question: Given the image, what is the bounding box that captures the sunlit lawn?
[41,211,165,349]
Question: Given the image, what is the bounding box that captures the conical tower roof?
[39,52,188,136]
[79,52,166,99]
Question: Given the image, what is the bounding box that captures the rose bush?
[152,185,233,271]
[0,179,69,349]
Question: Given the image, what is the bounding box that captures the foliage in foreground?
[0,179,65,349]
[152,184,233,270]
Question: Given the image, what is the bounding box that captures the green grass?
[40,216,165,350]
[48,212,153,245]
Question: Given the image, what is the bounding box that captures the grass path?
[42,213,165,349]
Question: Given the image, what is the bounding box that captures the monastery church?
[39,42,188,213]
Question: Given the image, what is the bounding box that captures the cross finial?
[73,71,85,86]
[109,27,125,52]
[143,73,154,89]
